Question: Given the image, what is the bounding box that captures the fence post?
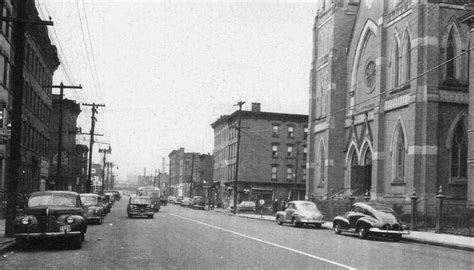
[435,185,445,233]
[410,189,418,231]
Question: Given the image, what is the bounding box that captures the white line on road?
[169,213,356,270]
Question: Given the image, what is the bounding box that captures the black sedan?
[332,202,409,241]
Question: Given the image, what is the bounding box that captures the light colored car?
[275,201,323,228]
[237,201,256,212]
[180,197,192,207]
[127,196,154,218]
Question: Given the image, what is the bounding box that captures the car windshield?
[130,197,151,204]
[80,196,99,206]
[29,194,76,207]
[299,202,317,211]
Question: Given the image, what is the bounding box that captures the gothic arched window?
[402,33,411,83]
[451,123,467,179]
[393,40,400,87]
[446,30,456,80]
[394,125,406,182]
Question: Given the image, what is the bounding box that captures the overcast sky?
[41,0,320,180]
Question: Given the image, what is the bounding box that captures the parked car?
[167,196,177,204]
[104,192,116,206]
[127,196,154,218]
[332,202,410,242]
[13,191,87,249]
[176,196,183,205]
[190,196,205,209]
[80,193,105,225]
[275,200,323,228]
[237,201,256,212]
[104,190,121,201]
[101,195,112,214]
[180,197,192,207]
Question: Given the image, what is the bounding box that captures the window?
[451,123,467,180]
[303,146,307,159]
[272,145,278,158]
[287,146,293,158]
[272,124,279,136]
[402,32,411,84]
[288,126,294,138]
[393,40,400,87]
[303,127,308,140]
[446,30,456,80]
[393,124,406,182]
[319,142,325,187]
[271,166,278,181]
[302,165,307,183]
[286,167,293,181]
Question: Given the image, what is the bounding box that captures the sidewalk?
[0,219,15,255]
[215,208,474,252]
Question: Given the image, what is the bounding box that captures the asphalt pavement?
[0,201,473,270]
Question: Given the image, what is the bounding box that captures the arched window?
[393,40,400,87]
[451,123,467,179]
[446,30,456,80]
[393,124,406,182]
[402,33,411,83]
[318,142,325,187]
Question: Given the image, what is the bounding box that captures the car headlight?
[21,216,30,225]
[66,216,74,224]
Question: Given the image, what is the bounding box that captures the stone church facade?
[308,0,474,214]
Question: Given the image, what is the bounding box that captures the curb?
[402,237,474,252]
[0,240,15,256]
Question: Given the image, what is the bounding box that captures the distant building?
[49,97,83,191]
[211,103,308,209]
[168,148,212,197]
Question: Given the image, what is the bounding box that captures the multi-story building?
[49,96,83,191]
[168,148,212,197]
[211,103,308,209]
[18,1,59,193]
[308,0,474,215]
[0,0,13,192]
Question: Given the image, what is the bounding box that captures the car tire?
[392,234,402,242]
[98,217,103,225]
[292,218,302,227]
[80,232,85,241]
[358,224,370,239]
[334,222,342,234]
[276,216,283,225]
[15,238,28,251]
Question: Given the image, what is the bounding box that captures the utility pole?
[154,169,157,187]
[82,103,105,192]
[3,1,54,238]
[190,153,195,197]
[99,145,111,194]
[233,101,245,215]
[293,141,301,200]
[51,82,82,190]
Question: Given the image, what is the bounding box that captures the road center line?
[169,213,356,270]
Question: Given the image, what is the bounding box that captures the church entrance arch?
[350,147,372,196]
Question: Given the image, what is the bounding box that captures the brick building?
[308,0,474,215]
[168,148,212,198]
[211,103,308,209]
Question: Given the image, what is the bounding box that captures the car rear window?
[130,197,151,204]
[300,202,317,210]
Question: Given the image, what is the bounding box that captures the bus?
[137,186,161,212]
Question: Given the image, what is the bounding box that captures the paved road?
[1,198,473,270]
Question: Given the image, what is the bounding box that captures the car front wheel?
[276,216,283,225]
[334,221,342,234]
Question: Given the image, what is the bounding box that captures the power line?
[81,0,102,95]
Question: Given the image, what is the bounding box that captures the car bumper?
[369,228,410,235]
[128,211,154,216]
[87,216,102,221]
[15,231,81,239]
[299,219,323,224]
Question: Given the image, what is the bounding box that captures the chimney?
[251,102,261,112]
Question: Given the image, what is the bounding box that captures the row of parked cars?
[167,195,205,209]
[275,200,410,242]
[12,190,121,250]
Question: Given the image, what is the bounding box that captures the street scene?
[1,0,474,269]
[2,199,473,270]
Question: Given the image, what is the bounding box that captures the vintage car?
[190,196,205,209]
[332,202,410,242]
[275,201,324,228]
[13,191,87,249]
[180,197,192,207]
[127,196,154,218]
[80,193,105,225]
[237,201,256,212]
[101,194,112,214]
[104,190,121,201]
